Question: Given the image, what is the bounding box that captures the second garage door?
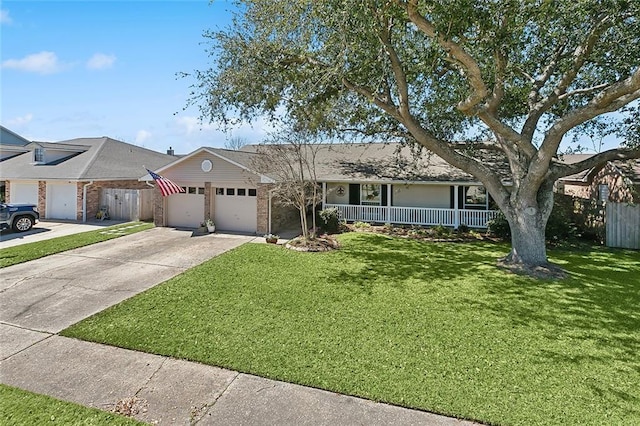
[214,187,257,233]
[46,183,77,220]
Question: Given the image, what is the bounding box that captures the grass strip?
[0,384,143,425]
[62,232,640,426]
[0,222,154,268]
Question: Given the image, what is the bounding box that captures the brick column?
[38,181,46,218]
[256,184,272,234]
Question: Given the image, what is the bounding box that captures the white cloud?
[175,116,216,135]
[7,113,33,127]
[86,53,116,70]
[1,9,12,25]
[135,130,152,144]
[1,51,64,74]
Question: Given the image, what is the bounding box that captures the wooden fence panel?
[606,202,640,249]
[101,188,154,221]
[138,189,154,220]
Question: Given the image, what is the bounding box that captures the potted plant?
[203,218,215,233]
[264,233,279,244]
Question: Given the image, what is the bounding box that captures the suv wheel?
[13,215,34,232]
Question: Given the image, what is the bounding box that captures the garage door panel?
[167,194,204,228]
[214,193,257,233]
[47,183,77,220]
[10,182,38,205]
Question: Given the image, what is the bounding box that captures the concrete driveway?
[0,219,127,249]
[0,227,254,348]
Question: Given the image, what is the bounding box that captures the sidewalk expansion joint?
[0,325,53,361]
[193,371,240,425]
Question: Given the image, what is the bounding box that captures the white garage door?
[10,182,38,204]
[47,183,77,220]
[167,191,205,228]
[215,187,257,233]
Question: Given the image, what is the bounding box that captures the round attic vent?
[201,159,212,172]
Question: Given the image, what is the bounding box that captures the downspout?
[82,181,94,222]
[268,189,274,234]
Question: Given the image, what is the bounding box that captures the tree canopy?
[189,0,640,272]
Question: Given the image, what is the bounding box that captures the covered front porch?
[324,204,498,228]
[322,182,499,229]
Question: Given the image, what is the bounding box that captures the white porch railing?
[325,204,498,228]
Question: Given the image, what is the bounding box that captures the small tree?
[251,126,324,241]
[224,136,248,151]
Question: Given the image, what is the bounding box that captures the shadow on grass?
[472,244,640,366]
[332,233,640,409]
[330,233,504,292]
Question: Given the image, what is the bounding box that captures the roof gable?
[0,126,31,146]
[0,137,175,181]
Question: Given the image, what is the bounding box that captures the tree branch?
[405,0,489,114]
[522,15,610,142]
[373,9,411,117]
[548,147,640,181]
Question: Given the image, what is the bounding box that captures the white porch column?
[322,181,327,209]
[454,185,460,229]
[386,183,392,222]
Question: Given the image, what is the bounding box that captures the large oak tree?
[189,0,640,271]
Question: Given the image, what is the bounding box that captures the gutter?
[82,181,94,222]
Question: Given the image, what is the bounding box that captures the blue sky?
[1,1,628,155]
[1,0,274,154]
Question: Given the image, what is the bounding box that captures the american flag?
[146,168,185,197]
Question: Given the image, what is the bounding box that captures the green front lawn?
[61,233,640,425]
[0,222,154,268]
[0,384,143,425]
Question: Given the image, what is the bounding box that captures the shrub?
[487,202,579,242]
[353,221,371,229]
[317,208,341,233]
[487,211,510,239]
[457,224,470,234]
[431,224,452,237]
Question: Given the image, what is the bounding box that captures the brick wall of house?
[562,164,637,204]
[256,184,271,234]
[153,189,164,226]
[204,182,212,222]
[4,181,10,203]
[256,183,300,234]
[38,181,46,217]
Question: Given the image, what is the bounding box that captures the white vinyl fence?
[101,188,154,221]
[606,202,640,249]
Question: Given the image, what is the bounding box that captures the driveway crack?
[193,372,240,425]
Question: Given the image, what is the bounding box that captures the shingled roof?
[241,142,510,184]
[0,137,176,181]
[558,154,640,183]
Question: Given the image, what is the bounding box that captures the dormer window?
[34,148,45,164]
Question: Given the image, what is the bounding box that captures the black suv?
[0,203,40,232]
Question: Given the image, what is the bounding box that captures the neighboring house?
[143,143,505,234]
[1,126,32,201]
[557,154,640,204]
[0,137,176,221]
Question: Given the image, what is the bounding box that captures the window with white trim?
[360,184,381,205]
[34,148,45,164]
[464,186,488,209]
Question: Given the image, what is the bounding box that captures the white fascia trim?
[147,147,272,182]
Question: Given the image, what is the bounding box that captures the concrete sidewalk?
[2,331,477,425]
[1,228,479,425]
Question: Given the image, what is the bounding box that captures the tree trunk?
[504,210,548,266]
